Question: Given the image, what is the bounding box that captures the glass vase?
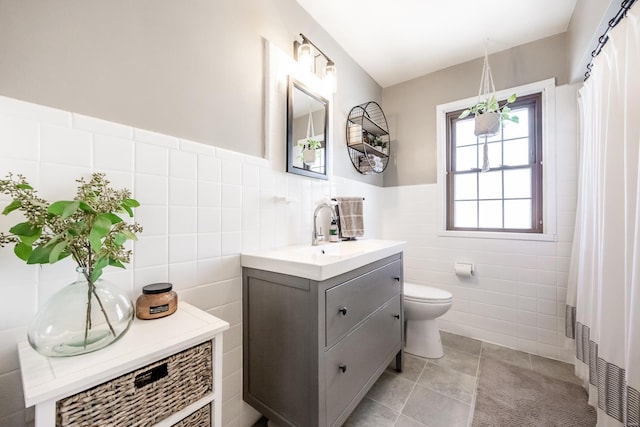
[27,267,134,357]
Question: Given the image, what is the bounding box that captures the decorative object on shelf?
[0,173,142,357]
[346,101,390,174]
[287,77,329,180]
[458,40,519,171]
[136,282,178,320]
[294,33,337,93]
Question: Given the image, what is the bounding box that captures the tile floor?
[343,332,584,427]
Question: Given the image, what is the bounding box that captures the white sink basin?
[241,239,405,281]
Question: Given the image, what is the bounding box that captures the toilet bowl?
[403,282,453,359]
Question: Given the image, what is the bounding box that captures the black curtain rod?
[585,0,637,80]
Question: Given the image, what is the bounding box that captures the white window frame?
[436,78,557,241]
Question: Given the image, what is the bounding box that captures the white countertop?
[241,239,405,281]
[18,302,229,407]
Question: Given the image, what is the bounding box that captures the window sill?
[438,230,557,242]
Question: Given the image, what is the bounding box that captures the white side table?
[18,302,229,427]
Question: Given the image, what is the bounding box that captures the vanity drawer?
[325,295,402,427]
[325,259,401,347]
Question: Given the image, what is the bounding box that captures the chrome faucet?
[312,203,337,246]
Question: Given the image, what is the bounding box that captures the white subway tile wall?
[0,95,384,426]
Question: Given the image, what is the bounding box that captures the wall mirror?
[287,77,329,180]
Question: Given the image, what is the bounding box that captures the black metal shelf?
[346,101,390,175]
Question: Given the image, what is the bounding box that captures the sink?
[241,239,405,281]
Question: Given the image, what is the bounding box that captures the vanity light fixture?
[294,33,337,93]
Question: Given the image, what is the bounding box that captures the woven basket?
[56,341,213,427]
[172,404,211,427]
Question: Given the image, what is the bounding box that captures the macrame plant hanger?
[477,40,496,172]
[303,106,316,165]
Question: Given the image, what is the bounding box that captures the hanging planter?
[300,108,321,166]
[459,41,520,170]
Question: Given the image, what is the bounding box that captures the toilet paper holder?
[454,262,474,277]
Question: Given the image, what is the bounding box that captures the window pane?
[454,173,477,200]
[503,137,530,166]
[455,145,478,171]
[503,108,529,140]
[504,200,531,228]
[487,141,502,168]
[479,200,503,228]
[456,119,476,147]
[504,169,531,198]
[454,201,477,228]
[478,170,502,200]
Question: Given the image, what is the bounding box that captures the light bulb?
[323,61,337,93]
[297,41,313,73]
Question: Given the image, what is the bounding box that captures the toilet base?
[404,319,444,359]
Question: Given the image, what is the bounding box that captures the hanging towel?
[335,197,364,238]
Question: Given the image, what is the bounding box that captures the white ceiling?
[296,0,578,88]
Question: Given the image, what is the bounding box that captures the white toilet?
[403,282,453,359]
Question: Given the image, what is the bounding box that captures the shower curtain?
[565,6,640,427]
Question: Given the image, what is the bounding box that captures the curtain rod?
[584,0,637,81]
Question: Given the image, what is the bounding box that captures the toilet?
[403,282,453,359]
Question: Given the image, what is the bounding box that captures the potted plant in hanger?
[301,137,322,165]
[459,93,519,136]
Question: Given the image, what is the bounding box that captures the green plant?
[459,93,520,124]
[301,137,321,151]
[371,135,387,149]
[0,172,142,343]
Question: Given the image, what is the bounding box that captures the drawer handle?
[338,307,348,316]
[134,363,168,389]
[393,314,400,319]
[339,364,347,373]
[394,277,400,282]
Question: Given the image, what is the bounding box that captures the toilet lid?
[404,282,453,302]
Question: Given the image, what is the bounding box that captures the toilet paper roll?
[454,262,474,277]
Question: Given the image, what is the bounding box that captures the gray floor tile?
[441,331,482,355]
[394,415,428,427]
[417,362,477,403]
[344,397,399,427]
[530,354,582,385]
[367,371,415,412]
[429,346,480,376]
[387,353,426,382]
[402,384,470,427]
[481,342,532,369]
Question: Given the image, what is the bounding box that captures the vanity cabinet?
[18,303,229,427]
[243,252,403,427]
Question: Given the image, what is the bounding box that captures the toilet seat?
[404,282,453,303]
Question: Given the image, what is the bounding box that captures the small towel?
[335,197,364,238]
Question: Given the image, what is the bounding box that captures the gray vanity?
[241,240,404,427]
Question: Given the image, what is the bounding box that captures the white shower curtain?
[566,6,640,427]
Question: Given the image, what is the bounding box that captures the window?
[446,93,543,233]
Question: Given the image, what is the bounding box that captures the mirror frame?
[286,77,329,180]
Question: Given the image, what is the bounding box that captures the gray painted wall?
[381,34,569,187]
[0,0,383,184]
[567,0,616,83]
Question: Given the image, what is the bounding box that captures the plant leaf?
[109,258,126,269]
[9,222,41,246]
[114,232,127,246]
[459,109,471,119]
[48,201,80,219]
[89,214,112,251]
[103,213,123,224]
[78,201,95,213]
[15,183,33,190]
[121,229,138,241]
[90,256,110,282]
[14,243,32,261]
[507,93,517,103]
[121,205,133,217]
[122,198,140,208]
[27,244,54,264]
[2,200,22,215]
[48,241,68,264]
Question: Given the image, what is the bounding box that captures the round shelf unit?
[346,101,390,175]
